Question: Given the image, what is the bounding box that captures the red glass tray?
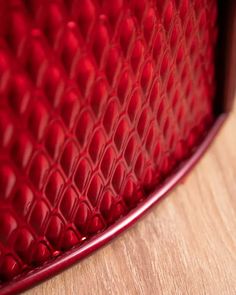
[0,1,235,294]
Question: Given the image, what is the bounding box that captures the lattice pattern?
[0,0,218,284]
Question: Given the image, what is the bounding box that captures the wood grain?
[25,105,236,295]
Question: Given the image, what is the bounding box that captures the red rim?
[0,114,227,295]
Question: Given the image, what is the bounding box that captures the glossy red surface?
[0,0,219,293]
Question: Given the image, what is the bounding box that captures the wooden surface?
[26,105,236,295]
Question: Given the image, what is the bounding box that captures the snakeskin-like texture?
[0,0,218,284]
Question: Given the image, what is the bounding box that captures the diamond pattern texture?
[0,0,218,285]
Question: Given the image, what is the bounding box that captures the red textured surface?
[0,0,218,291]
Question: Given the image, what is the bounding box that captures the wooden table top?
[25,104,236,295]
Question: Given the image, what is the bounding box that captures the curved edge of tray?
[0,114,227,295]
